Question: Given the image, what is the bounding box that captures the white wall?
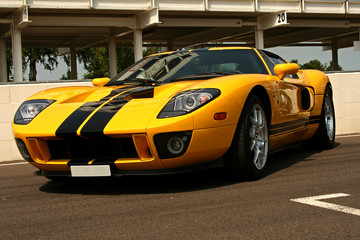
[0,73,359,162]
[0,81,92,162]
[330,72,360,135]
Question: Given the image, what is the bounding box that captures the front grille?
[47,136,138,161]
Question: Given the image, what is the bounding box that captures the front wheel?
[225,95,269,180]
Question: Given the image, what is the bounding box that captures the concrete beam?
[29,16,134,28]
[265,28,353,48]
[173,27,253,48]
[13,6,31,29]
[135,8,161,29]
[161,18,242,27]
[257,11,288,30]
[289,19,350,28]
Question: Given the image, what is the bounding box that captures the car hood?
[22,81,202,137]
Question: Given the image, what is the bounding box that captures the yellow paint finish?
[12,48,332,174]
[146,113,194,134]
[27,138,51,162]
[311,94,324,117]
[30,160,70,172]
[269,125,318,151]
[161,125,237,169]
[114,158,165,170]
[92,77,110,87]
[152,81,199,98]
[274,63,299,80]
[208,47,251,51]
[27,86,97,102]
[190,74,271,129]
[103,98,166,135]
[300,70,329,95]
[12,101,85,138]
[132,134,153,160]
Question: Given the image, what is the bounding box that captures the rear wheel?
[307,85,335,149]
[225,95,269,180]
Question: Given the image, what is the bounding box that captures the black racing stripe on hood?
[80,99,128,137]
[55,86,136,139]
[80,86,157,137]
[55,102,103,138]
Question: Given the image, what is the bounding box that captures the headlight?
[14,99,56,125]
[158,88,220,118]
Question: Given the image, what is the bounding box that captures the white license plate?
[70,165,111,177]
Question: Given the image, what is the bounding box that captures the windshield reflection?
[106,49,267,85]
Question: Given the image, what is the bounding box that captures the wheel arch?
[325,82,333,97]
[301,69,330,95]
[247,85,272,128]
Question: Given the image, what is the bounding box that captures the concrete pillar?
[0,35,7,82]
[331,40,338,71]
[108,34,117,78]
[11,25,23,82]
[134,29,143,62]
[255,27,264,49]
[70,46,77,80]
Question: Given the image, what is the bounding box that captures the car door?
[259,50,314,149]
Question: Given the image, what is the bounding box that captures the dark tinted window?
[259,50,299,79]
[106,49,268,85]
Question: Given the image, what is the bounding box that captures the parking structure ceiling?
[1,1,360,51]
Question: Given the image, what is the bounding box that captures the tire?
[306,85,335,149]
[225,95,269,180]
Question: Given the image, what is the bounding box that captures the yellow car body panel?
[12,48,332,178]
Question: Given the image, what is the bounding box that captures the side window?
[260,50,299,79]
[261,53,276,75]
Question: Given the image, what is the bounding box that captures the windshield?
[106,49,268,86]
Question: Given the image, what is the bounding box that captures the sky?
[30,46,360,82]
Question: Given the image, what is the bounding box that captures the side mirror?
[92,77,110,87]
[273,63,299,80]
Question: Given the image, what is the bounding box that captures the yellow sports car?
[12,47,335,180]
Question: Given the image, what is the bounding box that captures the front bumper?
[15,124,236,176]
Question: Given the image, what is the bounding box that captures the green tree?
[300,59,326,71]
[76,47,109,79]
[325,61,343,71]
[298,59,343,71]
[23,48,59,81]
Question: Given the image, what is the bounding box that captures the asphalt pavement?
[1,135,359,239]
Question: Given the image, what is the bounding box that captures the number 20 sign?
[258,11,288,30]
[275,11,287,26]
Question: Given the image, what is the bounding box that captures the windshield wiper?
[170,72,234,82]
[121,77,158,85]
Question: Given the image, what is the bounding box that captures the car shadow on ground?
[39,142,340,195]
[265,142,340,177]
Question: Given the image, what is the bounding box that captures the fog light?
[167,136,185,154]
[15,139,32,162]
[154,131,192,159]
